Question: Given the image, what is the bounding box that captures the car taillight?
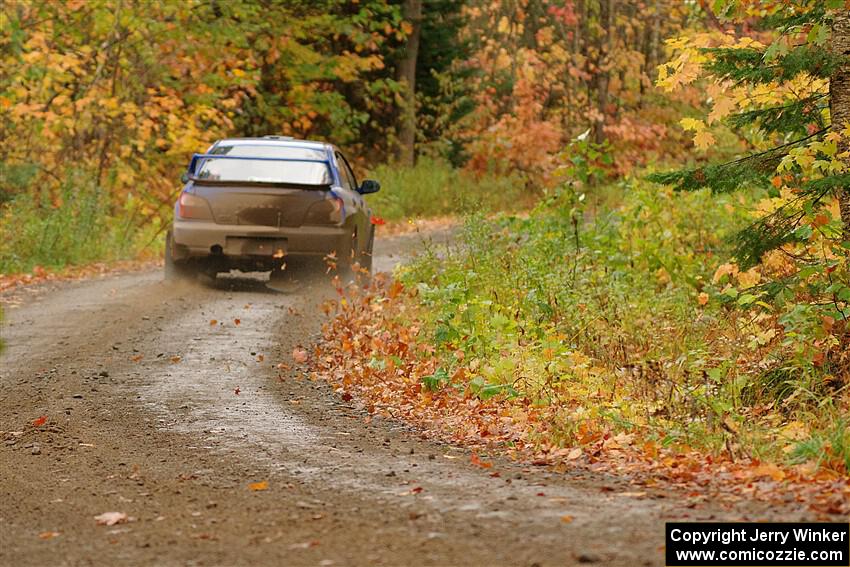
[304,196,343,225]
[177,192,213,220]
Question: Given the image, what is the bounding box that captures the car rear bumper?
[171,220,350,262]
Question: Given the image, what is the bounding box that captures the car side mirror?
[358,179,380,194]
[180,172,190,184]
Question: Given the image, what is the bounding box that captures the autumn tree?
[0,0,404,217]
[451,0,692,182]
[651,1,849,369]
[650,1,849,263]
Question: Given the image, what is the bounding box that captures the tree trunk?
[592,0,613,145]
[831,11,850,241]
[395,0,422,166]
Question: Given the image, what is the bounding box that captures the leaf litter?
[310,273,850,517]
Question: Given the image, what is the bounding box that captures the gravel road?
[0,231,804,567]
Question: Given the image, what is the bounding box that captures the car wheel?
[360,227,374,273]
[164,231,194,281]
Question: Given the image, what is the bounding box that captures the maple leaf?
[679,117,704,132]
[707,94,736,124]
[693,130,715,151]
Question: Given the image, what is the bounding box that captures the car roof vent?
[262,135,294,140]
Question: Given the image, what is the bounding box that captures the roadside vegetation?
[330,179,848,471]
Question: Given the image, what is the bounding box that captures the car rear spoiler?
[183,153,333,187]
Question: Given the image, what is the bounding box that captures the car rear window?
[196,146,332,185]
[210,145,327,160]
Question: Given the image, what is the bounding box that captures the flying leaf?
[292,347,308,364]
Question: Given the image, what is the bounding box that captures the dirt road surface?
[1,231,806,567]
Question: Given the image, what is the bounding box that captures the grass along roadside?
[365,157,536,223]
[311,177,850,516]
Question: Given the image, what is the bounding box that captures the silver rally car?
[165,136,380,279]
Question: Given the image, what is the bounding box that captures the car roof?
[214,137,332,152]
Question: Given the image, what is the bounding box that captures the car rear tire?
[361,227,374,273]
[164,231,195,281]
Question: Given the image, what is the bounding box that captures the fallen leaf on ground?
[170,356,181,363]
[234,318,241,326]
[32,416,47,427]
[288,541,320,550]
[249,481,269,491]
[257,354,264,362]
[94,512,128,526]
[470,453,493,469]
[38,531,60,539]
[566,447,582,460]
[209,319,218,326]
[560,515,574,523]
[130,355,143,363]
[234,387,240,395]
[751,463,786,482]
